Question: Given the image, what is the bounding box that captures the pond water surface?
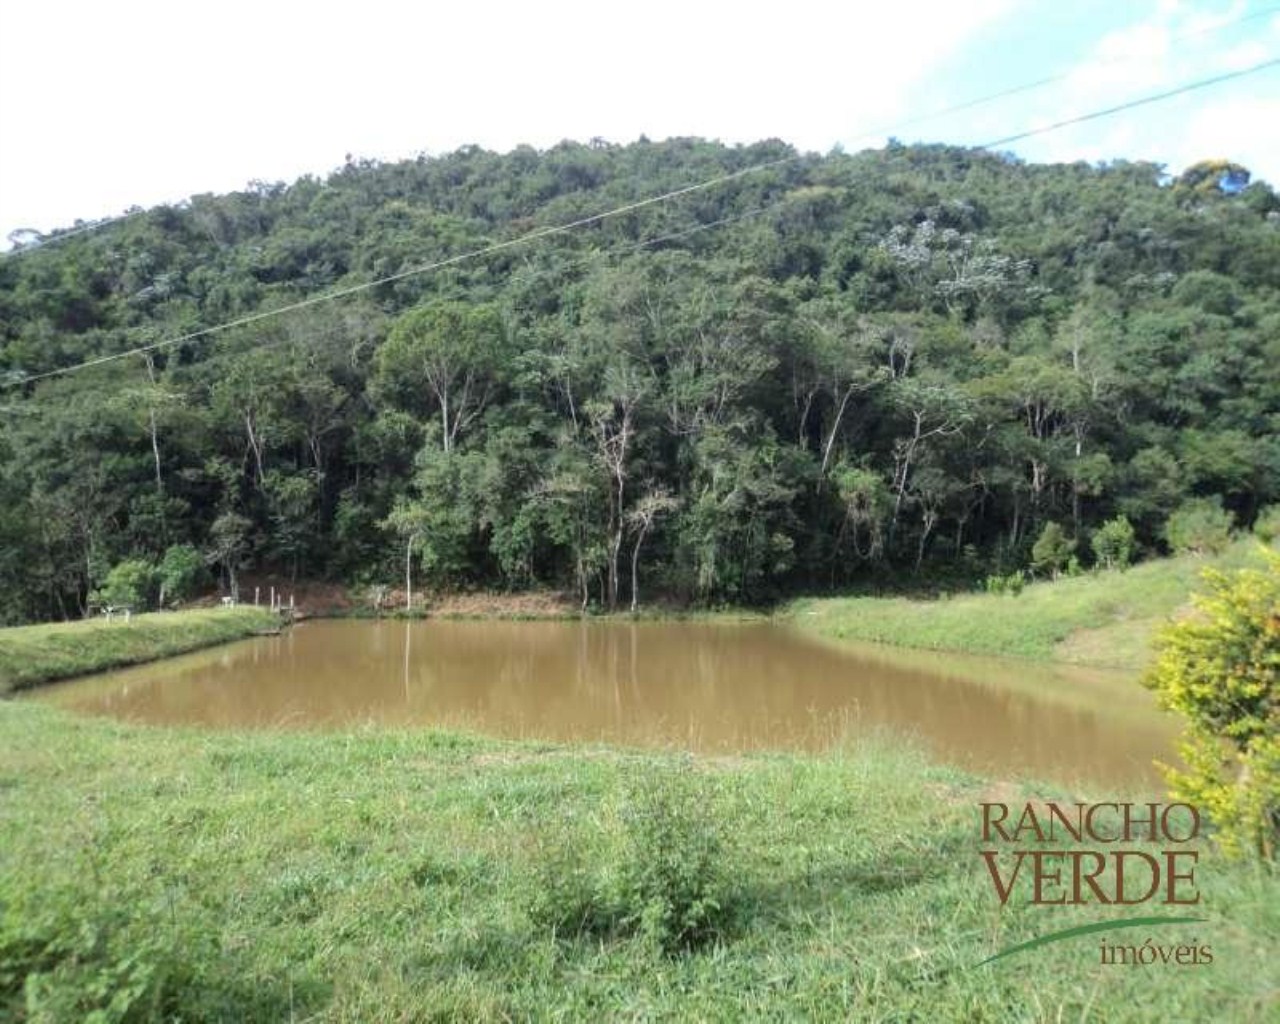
[32,619,1177,788]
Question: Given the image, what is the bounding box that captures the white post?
[270,586,276,612]
[254,586,260,607]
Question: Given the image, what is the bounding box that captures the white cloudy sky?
[0,0,1277,242]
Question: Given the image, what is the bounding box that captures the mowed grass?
[2,702,1277,1022]
[0,608,279,694]
[786,540,1272,670]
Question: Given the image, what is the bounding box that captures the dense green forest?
[1,139,1277,623]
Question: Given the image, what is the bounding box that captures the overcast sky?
[1,0,1277,244]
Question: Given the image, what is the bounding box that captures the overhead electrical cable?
[2,199,791,418]
[2,162,796,387]
[979,57,1280,150]
[4,3,1274,262]
[3,54,1278,391]
[841,3,1280,149]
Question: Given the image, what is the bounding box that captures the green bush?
[1253,505,1280,545]
[1031,522,1075,578]
[610,765,727,952]
[3,901,305,1022]
[91,559,156,611]
[1143,550,1280,858]
[1091,515,1136,570]
[983,572,1024,596]
[156,544,207,607]
[526,836,610,940]
[1165,497,1234,556]
[528,764,730,953]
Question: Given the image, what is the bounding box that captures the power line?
[4,215,131,253]
[188,202,788,371]
[2,161,797,388]
[2,199,789,415]
[842,3,1280,149]
[4,54,1277,390]
[6,3,1274,263]
[979,57,1280,150]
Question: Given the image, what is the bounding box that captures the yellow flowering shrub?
[1143,549,1280,858]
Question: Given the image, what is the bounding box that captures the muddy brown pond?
[32,620,1178,788]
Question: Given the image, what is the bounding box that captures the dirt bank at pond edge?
[190,578,582,620]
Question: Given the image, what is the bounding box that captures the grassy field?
[0,607,279,694]
[1,702,1276,1022]
[786,540,1271,671]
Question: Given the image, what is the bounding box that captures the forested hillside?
[1,139,1277,622]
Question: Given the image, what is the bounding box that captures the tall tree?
[376,301,505,454]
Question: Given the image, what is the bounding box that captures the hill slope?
[2,141,1277,622]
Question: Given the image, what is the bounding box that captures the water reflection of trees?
[39,621,1176,787]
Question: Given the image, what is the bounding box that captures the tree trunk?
[820,385,856,476]
[404,534,416,612]
[609,529,622,610]
[915,513,936,572]
[149,406,163,494]
[144,355,164,497]
[245,412,265,488]
[796,388,815,448]
[607,477,624,611]
[629,524,650,614]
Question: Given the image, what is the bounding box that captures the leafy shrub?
[1031,522,1075,578]
[527,763,731,954]
[984,572,1024,596]
[156,544,206,607]
[364,584,390,615]
[610,765,727,952]
[91,559,156,611]
[1165,497,1234,556]
[1143,551,1280,858]
[1091,515,1136,570]
[526,836,610,940]
[1253,505,1280,545]
[3,902,309,1022]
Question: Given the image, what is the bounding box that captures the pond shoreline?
[0,607,280,694]
[27,616,1174,789]
[5,539,1265,693]
[782,539,1270,672]
[0,604,768,694]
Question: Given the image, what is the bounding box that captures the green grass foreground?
[1,703,1276,1022]
[786,541,1271,671]
[0,608,279,694]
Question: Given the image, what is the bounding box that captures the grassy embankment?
[0,607,279,694]
[2,701,1277,1021]
[787,539,1270,671]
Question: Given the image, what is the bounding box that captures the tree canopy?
[1,138,1277,620]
